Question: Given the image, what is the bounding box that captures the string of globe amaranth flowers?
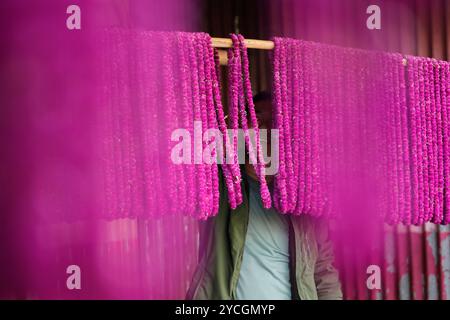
[272,37,289,213]
[210,39,242,209]
[236,34,272,209]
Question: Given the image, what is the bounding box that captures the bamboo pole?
[211,37,274,50]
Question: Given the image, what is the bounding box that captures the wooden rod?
[211,37,274,50]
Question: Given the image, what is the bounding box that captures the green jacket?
[186,172,342,300]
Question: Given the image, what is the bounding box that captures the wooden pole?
[211,37,274,50]
[212,37,273,66]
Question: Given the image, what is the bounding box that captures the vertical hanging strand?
[232,34,262,207]
[280,38,295,212]
[407,56,420,225]
[302,41,314,215]
[379,53,390,222]
[428,59,442,223]
[433,60,444,224]
[172,32,187,216]
[227,34,243,206]
[428,59,440,223]
[238,34,272,208]
[178,33,195,216]
[294,39,306,215]
[195,33,212,218]
[211,47,240,209]
[162,35,179,215]
[309,42,322,217]
[391,54,403,224]
[398,56,412,224]
[423,58,433,222]
[390,54,402,224]
[272,37,288,213]
[441,61,450,224]
[202,33,220,216]
[188,35,207,216]
[419,57,428,224]
[291,39,301,214]
[416,58,427,224]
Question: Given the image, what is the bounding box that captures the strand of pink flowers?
[281,38,295,212]
[202,33,220,217]
[302,40,313,215]
[309,41,323,217]
[228,34,243,205]
[406,56,421,225]
[294,40,307,215]
[397,55,412,224]
[427,59,440,223]
[417,57,427,224]
[290,39,301,213]
[178,33,196,216]
[441,61,450,224]
[196,33,213,217]
[210,46,240,209]
[231,34,263,205]
[433,60,444,224]
[136,31,155,217]
[390,54,402,224]
[422,58,433,222]
[168,33,187,216]
[187,34,208,216]
[272,37,288,213]
[237,34,272,208]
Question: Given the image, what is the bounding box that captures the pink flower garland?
[441,61,450,224]
[422,58,432,222]
[433,60,444,224]
[397,55,412,224]
[427,59,440,224]
[237,34,272,208]
[291,39,301,213]
[187,34,208,216]
[407,56,419,225]
[227,34,243,205]
[201,33,220,217]
[178,33,195,216]
[272,37,288,213]
[210,44,241,209]
[280,39,295,213]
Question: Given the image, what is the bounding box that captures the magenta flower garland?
[178,33,195,216]
[397,55,412,224]
[427,58,439,223]
[433,59,444,224]
[272,37,288,213]
[201,33,220,217]
[280,38,295,213]
[407,56,420,225]
[423,58,433,222]
[237,34,272,209]
[290,39,301,213]
[416,57,427,224]
[228,34,243,205]
[211,43,241,209]
[441,61,450,224]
